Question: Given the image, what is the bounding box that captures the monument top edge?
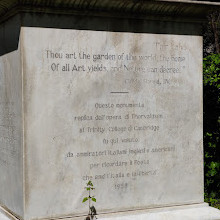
[0,0,220,23]
[159,0,220,5]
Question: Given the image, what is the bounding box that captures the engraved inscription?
[42,35,187,192]
[0,102,17,166]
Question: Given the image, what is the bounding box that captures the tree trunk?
[211,13,220,54]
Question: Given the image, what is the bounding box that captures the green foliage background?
[203,54,220,209]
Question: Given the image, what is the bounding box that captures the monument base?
[1,203,220,220]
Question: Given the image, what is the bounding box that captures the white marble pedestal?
[1,203,220,220]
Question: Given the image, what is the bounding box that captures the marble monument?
[0,1,220,220]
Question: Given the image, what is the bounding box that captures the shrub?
[203,54,220,208]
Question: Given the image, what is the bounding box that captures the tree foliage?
[203,54,220,207]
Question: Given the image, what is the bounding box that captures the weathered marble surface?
[21,27,203,219]
[0,26,205,220]
[0,50,23,218]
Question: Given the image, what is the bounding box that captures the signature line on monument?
[110,92,129,94]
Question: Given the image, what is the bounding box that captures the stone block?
[0,27,208,219]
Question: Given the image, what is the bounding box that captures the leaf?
[82,197,88,203]
[87,181,93,186]
[86,187,90,191]
[92,198,96,202]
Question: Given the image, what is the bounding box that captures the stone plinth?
[0,1,220,220]
[1,203,220,220]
